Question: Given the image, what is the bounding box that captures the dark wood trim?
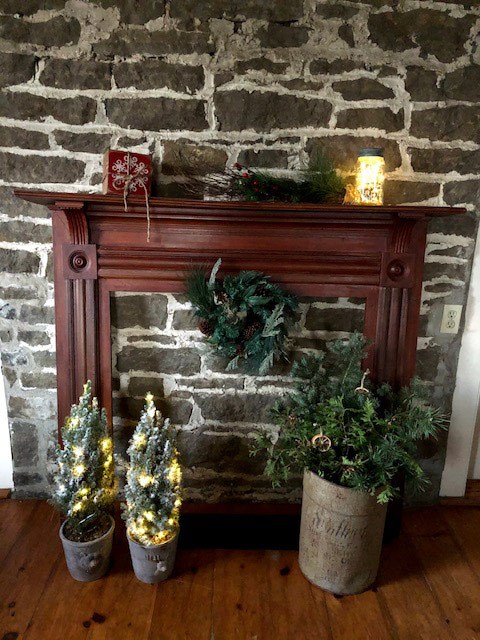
[465,478,480,501]
[182,502,301,516]
[440,479,480,507]
[180,502,302,549]
[0,489,11,500]
[13,190,462,217]
[51,205,101,433]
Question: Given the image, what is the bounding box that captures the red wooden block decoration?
[102,150,152,197]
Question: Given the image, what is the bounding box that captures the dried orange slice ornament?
[311,432,332,452]
[355,369,370,395]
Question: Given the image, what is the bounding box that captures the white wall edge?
[440,222,480,497]
[0,362,14,489]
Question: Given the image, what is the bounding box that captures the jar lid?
[358,147,384,157]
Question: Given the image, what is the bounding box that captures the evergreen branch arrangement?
[122,393,182,546]
[186,258,298,375]
[51,380,117,542]
[252,332,446,503]
[232,152,346,203]
[175,151,346,204]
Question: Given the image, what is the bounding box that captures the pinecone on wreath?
[242,321,262,342]
[198,318,213,336]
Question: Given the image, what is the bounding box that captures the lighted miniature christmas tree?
[123,393,182,546]
[51,380,116,539]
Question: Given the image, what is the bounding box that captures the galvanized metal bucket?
[59,515,115,582]
[299,469,387,595]
[128,530,178,584]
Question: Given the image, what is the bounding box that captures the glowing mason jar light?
[355,148,385,205]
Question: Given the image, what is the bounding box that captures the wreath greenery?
[186,259,298,375]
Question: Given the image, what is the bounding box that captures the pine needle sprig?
[169,149,346,204]
[299,151,347,203]
[232,152,346,203]
[185,267,218,318]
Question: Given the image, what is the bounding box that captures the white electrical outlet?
[440,304,463,334]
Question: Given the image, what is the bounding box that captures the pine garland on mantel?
[178,151,346,204]
[186,259,298,375]
[231,152,346,203]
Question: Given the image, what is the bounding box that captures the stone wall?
[111,293,365,501]
[0,0,478,501]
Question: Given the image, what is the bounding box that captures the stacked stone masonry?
[0,0,478,502]
[111,293,366,502]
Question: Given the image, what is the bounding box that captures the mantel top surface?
[14,189,465,220]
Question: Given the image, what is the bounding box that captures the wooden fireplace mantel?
[14,191,464,436]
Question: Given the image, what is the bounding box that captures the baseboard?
[440,479,480,507]
[178,499,402,549]
[179,502,302,549]
[465,479,480,501]
[0,488,11,500]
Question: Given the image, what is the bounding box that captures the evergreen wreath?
[186,259,298,375]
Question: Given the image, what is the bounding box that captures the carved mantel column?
[51,201,99,431]
[375,214,428,388]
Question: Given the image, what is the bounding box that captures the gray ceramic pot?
[127,529,179,584]
[299,470,387,595]
[59,515,115,582]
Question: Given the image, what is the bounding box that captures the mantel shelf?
[14,189,464,221]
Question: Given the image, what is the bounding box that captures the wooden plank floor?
[2,501,480,640]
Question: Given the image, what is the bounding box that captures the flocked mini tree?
[51,380,117,539]
[123,393,182,546]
